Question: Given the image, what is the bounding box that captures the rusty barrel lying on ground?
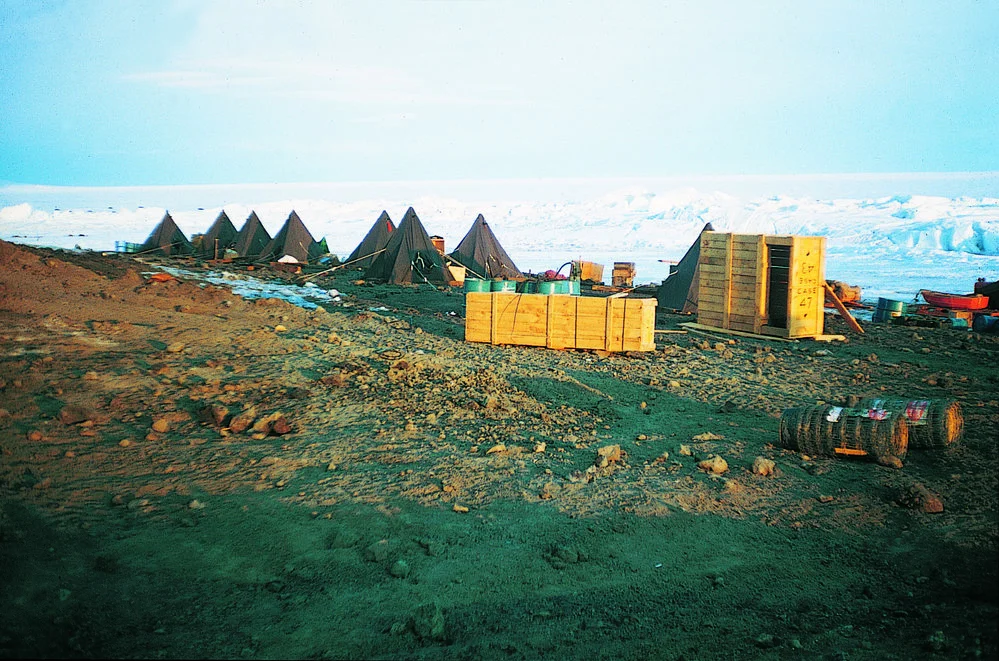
[858,398,963,449]
[779,405,908,462]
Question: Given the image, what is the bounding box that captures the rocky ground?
[1,240,997,660]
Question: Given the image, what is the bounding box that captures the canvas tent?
[364,207,450,284]
[140,212,194,257]
[232,211,272,259]
[448,214,523,280]
[259,211,325,264]
[657,222,714,313]
[345,211,395,268]
[198,211,238,259]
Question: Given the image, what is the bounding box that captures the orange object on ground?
[147,273,178,283]
[919,289,989,310]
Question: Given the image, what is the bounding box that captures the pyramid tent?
[232,212,272,259]
[448,214,523,280]
[199,211,239,258]
[140,212,194,256]
[364,207,449,284]
[345,211,396,268]
[657,222,714,313]
[259,211,325,264]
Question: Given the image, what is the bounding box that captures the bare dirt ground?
[1,239,997,660]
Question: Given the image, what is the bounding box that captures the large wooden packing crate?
[465,292,657,351]
[697,232,826,339]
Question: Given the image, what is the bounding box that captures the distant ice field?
[2,174,997,303]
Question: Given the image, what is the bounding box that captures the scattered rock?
[755,633,778,648]
[636,434,647,441]
[878,455,904,470]
[533,442,547,453]
[188,499,205,510]
[486,443,506,455]
[199,404,230,427]
[698,455,728,474]
[409,602,446,641]
[898,483,944,513]
[166,342,185,353]
[59,405,92,425]
[229,408,257,433]
[692,432,724,441]
[364,540,392,563]
[594,444,622,468]
[27,430,43,442]
[679,444,692,456]
[118,439,133,448]
[274,325,287,332]
[752,457,776,476]
[151,418,170,434]
[818,495,835,504]
[452,504,469,513]
[251,412,292,436]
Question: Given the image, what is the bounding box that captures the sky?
[2,0,998,187]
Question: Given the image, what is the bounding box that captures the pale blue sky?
[2,0,997,186]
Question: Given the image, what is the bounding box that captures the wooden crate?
[612,262,636,287]
[574,261,605,283]
[697,232,826,339]
[465,292,657,351]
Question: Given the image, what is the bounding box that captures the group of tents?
[140,210,327,265]
[139,205,711,311]
[137,206,526,286]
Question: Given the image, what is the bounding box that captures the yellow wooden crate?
[696,232,825,339]
[465,292,657,351]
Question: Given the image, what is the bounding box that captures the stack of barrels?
[779,399,963,462]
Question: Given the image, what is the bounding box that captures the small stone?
[878,455,904,470]
[64,451,75,458]
[668,380,681,389]
[274,325,287,332]
[83,371,99,381]
[818,495,835,504]
[229,408,257,433]
[692,432,724,441]
[118,439,133,448]
[151,419,170,433]
[409,602,445,641]
[59,405,92,425]
[188,499,205,510]
[390,560,410,578]
[595,444,622,468]
[166,342,185,353]
[698,455,728,474]
[639,401,647,409]
[752,457,776,476]
[27,430,43,442]
[636,434,648,441]
[326,462,338,471]
[755,634,777,649]
[486,443,506,455]
[533,442,547,453]
[679,444,692,456]
[814,349,831,357]
[405,421,417,432]
[452,504,469,513]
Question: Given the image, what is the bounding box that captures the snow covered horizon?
[2,175,998,304]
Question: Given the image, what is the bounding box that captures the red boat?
[919,289,990,310]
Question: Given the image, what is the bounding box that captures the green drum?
[490,280,517,292]
[568,278,581,296]
[538,281,558,295]
[520,281,538,294]
[463,279,490,293]
[874,297,906,323]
